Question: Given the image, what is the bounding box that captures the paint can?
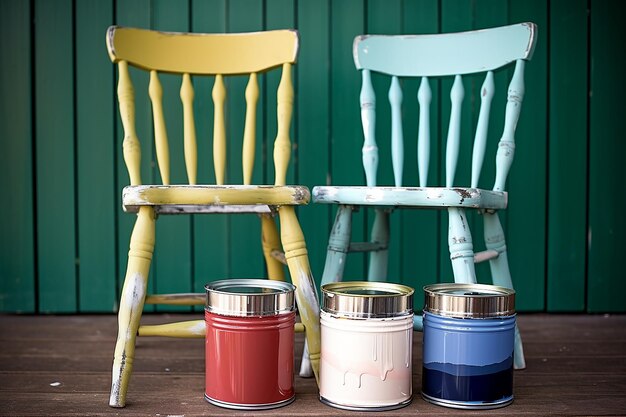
[421,283,516,409]
[319,281,414,411]
[204,279,296,410]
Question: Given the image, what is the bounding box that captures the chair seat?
[312,186,507,209]
[123,184,310,214]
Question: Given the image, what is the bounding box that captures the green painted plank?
[439,0,474,285]
[266,0,296,187]
[265,0,295,283]
[508,0,548,311]
[191,0,228,307]
[76,0,116,312]
[0,0,35,312]
[115,0,156,312]
[366,0,402,285]
[588,0,626,312]
[297,0,331,286]
[227,0,265,278]
[330,0,366,281]
[401,0,440,305]
[152,0,193,312]
[473,0,509,284]
[35,0,76,313]
[547,0,587,312]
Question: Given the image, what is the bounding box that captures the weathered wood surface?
[0,314,625,416]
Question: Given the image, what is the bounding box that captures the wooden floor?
[0,314,625,416]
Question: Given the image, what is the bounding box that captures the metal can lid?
[423,283,515,319]
[321,281,414,318]
[205,279,295,317]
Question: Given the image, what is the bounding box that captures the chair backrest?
[106,26,298,188]
[352,22,537,191]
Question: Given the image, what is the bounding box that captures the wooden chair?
[106,26,320,407]
[312,22,537,370]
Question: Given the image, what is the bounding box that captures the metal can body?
[421,283,516,409]
[319,281,414,411]
[204,279,296,410]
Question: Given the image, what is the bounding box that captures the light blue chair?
[312,22,537,370]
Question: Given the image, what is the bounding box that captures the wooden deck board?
[0,314,625,416]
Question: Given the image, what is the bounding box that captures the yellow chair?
[105,26,320,407]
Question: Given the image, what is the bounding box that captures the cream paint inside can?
[319,281,414,411]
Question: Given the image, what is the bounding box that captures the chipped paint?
[188,321,206,335]
[364,188,385,202]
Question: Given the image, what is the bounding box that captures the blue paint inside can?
[421,284,516,409]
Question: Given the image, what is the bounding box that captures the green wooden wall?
[1,0,625,313]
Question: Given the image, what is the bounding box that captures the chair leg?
[321,205,353,286]
[109,207,156,407]
[278,206,321,382]
[448,208,477,283]
[260,213,286,281]
[484,211,526,369]
[301,205,352,378]
[367,208,390,281]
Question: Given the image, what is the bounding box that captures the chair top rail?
[354,22,536,77]
[106,26,298,75]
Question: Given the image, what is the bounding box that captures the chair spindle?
[360,69,378,187]
[471,71,495,188]
[446,75,464,187]
[417,77,431,187]
[274,63,293,186]
[212,74,226,185]
[389,76,403,187]
[149,70,170,185]
[494,59,525,192]
[243,73,259,185]
[180,73,197,185]
[118,61,142,186]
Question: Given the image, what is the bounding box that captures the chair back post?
[117,60,142,186]
[274,63,294,187]
[494,59,526,192]
[180,72,197,185]
[212,74,226,185]
[243,72,259,185]
[360,69,378,187]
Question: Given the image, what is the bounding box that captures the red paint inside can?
[204,279,296,410]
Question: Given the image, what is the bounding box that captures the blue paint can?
[421,283,516,409]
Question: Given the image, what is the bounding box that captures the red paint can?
[204,279,296,410]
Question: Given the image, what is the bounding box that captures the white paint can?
[319,281,414,411]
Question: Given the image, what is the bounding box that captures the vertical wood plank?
[401,0,440,303]
[297,0,330,285]
[588,0,626,312]
[191,0,228,305]
[228,0,265,278]
[473,0,509,284]
[330,0,366,280]
[266,0,296,186]
[35,0,76,312]
[438,0,473,285]
[152,0,192,312]
[76,0,116,312]
[115,0,155,312]
[366,0,403,284]
[547,0,587,311]
[508,0,548,311]
[0,0,35,312]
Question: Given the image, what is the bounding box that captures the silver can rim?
[423,283,515,319]
[321,281,414,318]
[205,278,296,317]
